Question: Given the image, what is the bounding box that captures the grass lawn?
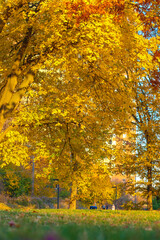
[0,209,160,240]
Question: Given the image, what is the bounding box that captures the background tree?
[0,165,31,198]
[13,70,115,209]
[78,162,114,207]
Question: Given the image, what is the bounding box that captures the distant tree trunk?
[146,132,153,211]
[147,166,153,211]
[67,125,79,210]
[69,154,78,210]
[69,179,77,209]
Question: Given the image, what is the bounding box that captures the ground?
[0,209,160,240]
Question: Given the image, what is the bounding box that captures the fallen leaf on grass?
[82,213,87,216]
[44,232,62,240]
[110,224,117,227]
[19,213,25,218]
[144,226,152,231]
[154,221,160,225]
[8,221,20,228]
[123,225,129,229]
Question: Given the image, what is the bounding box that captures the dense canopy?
[0,0,159,210]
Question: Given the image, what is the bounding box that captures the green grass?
[0,209,160,240]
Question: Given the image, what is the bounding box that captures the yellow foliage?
[0,203,11,210]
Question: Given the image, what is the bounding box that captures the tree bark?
[67,128,78,210]
[147,166,153,211]
[69,179,77,209]
[0,73,34,133]
[0,26,34,135]
[145,130,153,211]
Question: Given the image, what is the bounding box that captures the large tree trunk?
[0,72,34,133]
[0,26,34,136]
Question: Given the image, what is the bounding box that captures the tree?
[0,0,125,136]
[78,162,114,207]
[131,76,159,211]
[110,71,160,211]
[1,0,157,137]
[12,70,115,209]
[0,164,31,197]
[0,0,158,210]
[0,1,128,205]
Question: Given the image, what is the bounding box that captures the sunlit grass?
[0,209,160,240]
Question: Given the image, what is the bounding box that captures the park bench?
[90,206,97,209]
